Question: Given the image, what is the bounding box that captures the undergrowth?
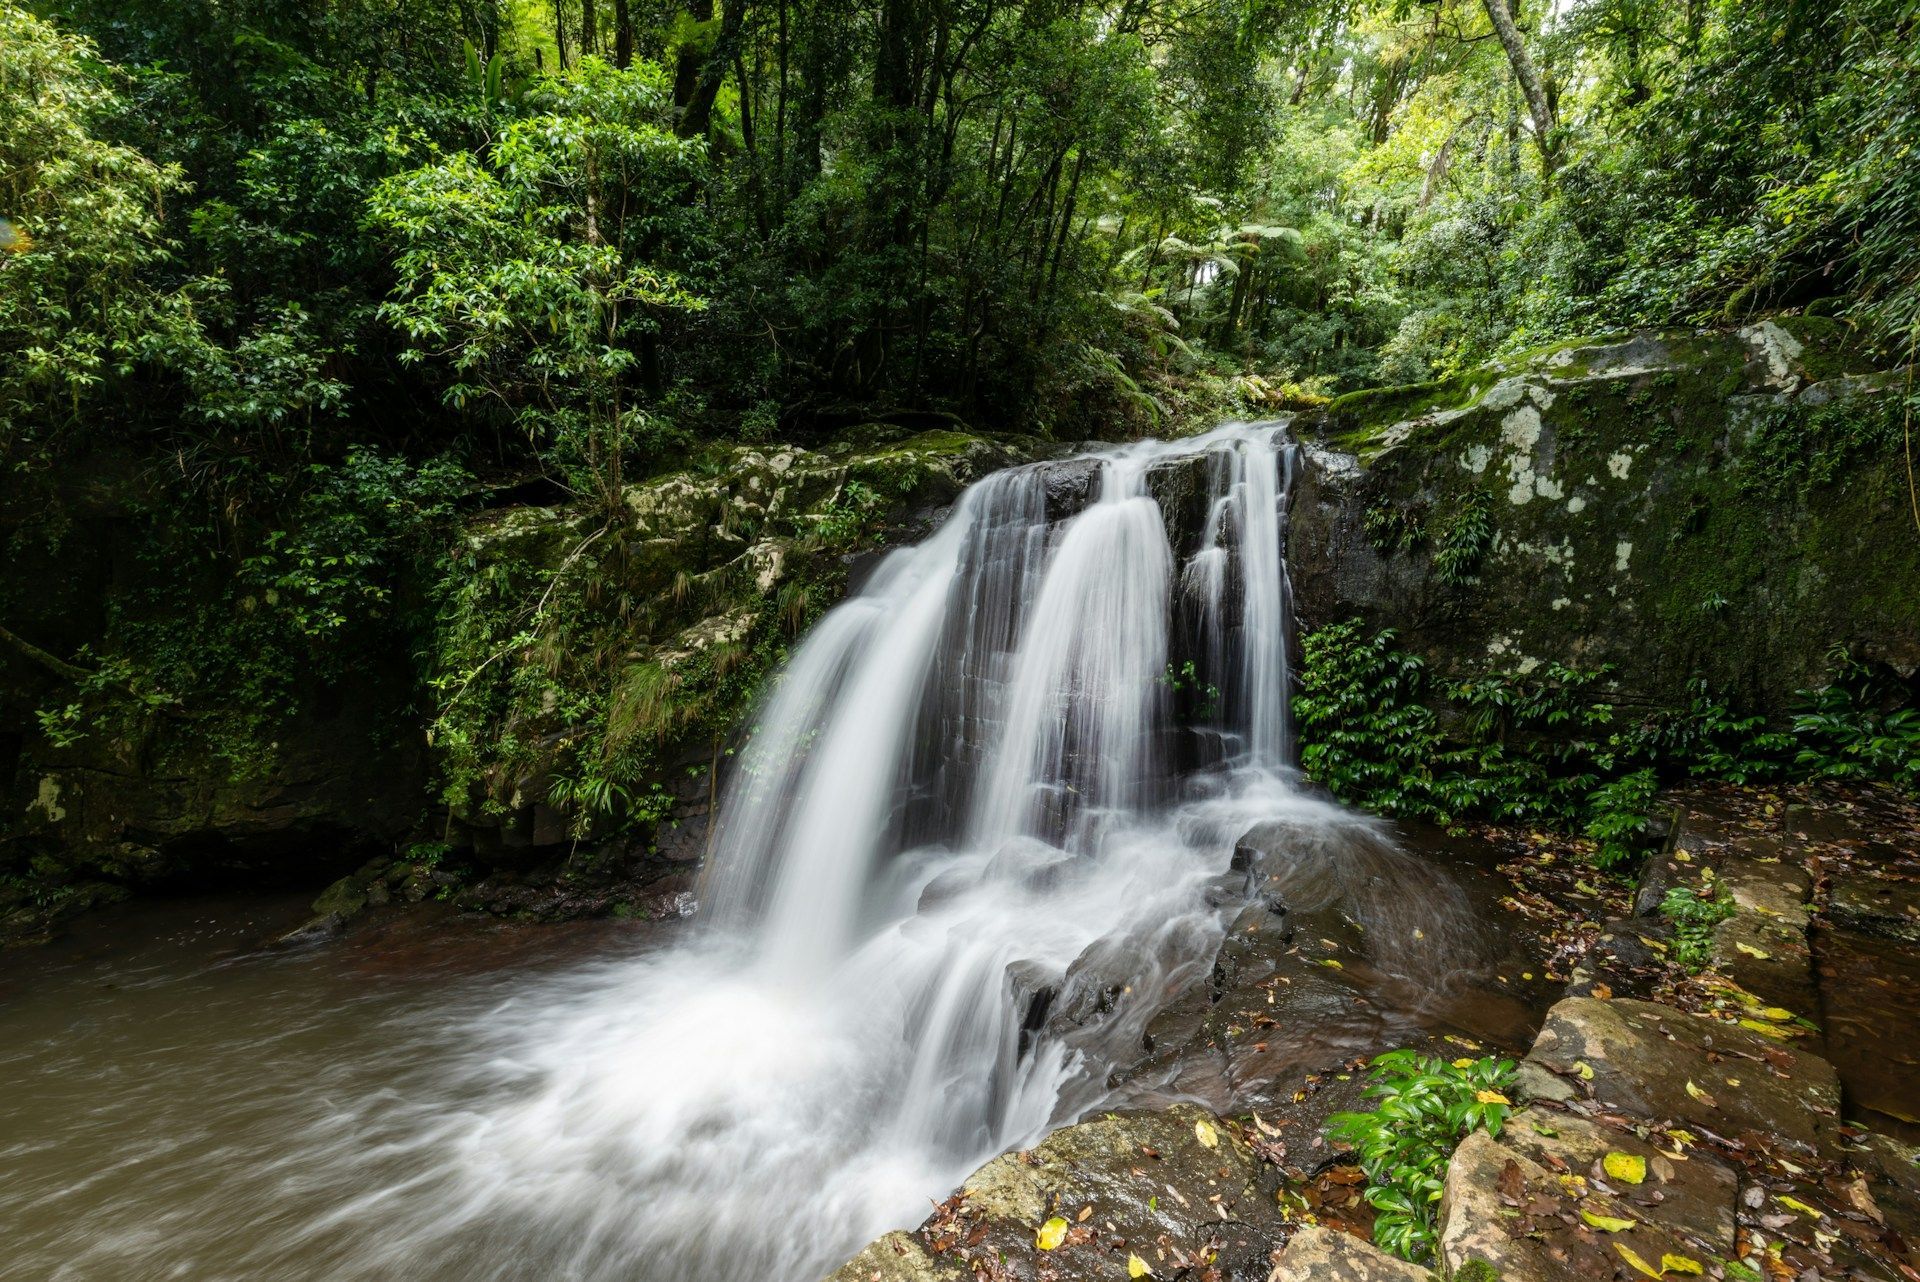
[1327,1051,1516,1262]
[1296,622,1920,867]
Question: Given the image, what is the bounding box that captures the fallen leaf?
[1076,1205,1093,1222]
[1735,943,1771,959]
[1661,1254,1704,1275]
[1683,1080,1718,1108]
[1616,1243,1663,1278]
[1476,1090,1511,1105]
[1604,1152,1648,1185]
[1035,1217,1068,1250]
[1581,1209,1639,1232]
[1194,1118,1219,1149]
[1573,1061,1596,1081]
[1777,1195,1822,1218]
[1128,1254,1153,1278]
[1737,1019,1794,1040]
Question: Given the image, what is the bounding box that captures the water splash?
[363,422,1330,1282]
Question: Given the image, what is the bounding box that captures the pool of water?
[0,894,665,1281]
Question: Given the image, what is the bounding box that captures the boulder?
[1499,1107,1737,1253]
[1266,1225,1430,1282]
[823,1105,1289,1282]
[1521,998,1841,1156]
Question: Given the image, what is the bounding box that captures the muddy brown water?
[0,830,1560,1282]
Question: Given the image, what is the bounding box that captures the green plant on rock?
[1431,488,1495,587]
[1660,883,1734,972]
[1327,1050,1516,1263]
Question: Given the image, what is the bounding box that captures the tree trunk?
[1480,0,1557,176]
[613,0,633,67]
[582,0,596,59]
[675,0,748,139]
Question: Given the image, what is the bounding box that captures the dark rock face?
[1288,322,1920,716]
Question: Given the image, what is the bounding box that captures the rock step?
[1265,1225,1430,1282]
[1517,997,1841,1156]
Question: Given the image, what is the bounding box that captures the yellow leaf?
[1194,1118,1219,1149]
[1582,1209,1639,1233]
[1738,1019,1795,1040]
[1683,1080,1715,1106]
[1616,1244,1662,1278]
[1759,1007,1795,1022]
[1035,1217,1068,1250]
[1603,1152,1647,1185]
[1661,1253,1704,1275]
[1735,943,1771,959]
[1778,1196,1822,1218]
[1476,1090,1510,1105]
[1128,1254,1153,1278]
[1573,1061,1596,1081]
[1453,1058,1476,1068]
[1319,958,1344,970]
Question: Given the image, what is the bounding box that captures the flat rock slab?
[1266,1225,1429,1282]
[1521,998,1841,1156]
[1718,846,1812,928]
[1441,1130,1715,1282]
[825,1105,1288,1282]
[1826,871,1920,943]
[1500,1107,1737,1253]
[1709,911,1818,1020]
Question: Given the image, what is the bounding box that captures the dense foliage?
[1295,622,1920,865]
[4,0,1918,852]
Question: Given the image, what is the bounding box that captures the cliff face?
[1288,320,1920,715]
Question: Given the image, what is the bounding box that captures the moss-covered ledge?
[1289,319,1920,718]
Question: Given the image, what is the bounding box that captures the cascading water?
[8,421,1410,1282]
[323,421,1356,1282]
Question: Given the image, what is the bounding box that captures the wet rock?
[1266,1224,1430,1282]
[1632,803,1739,917]
[1709,911,1817,1019]
[1441,1130,1710,1282]
[825,1105,1288,1282]
[1500,1106,1737,1252]
[1826,871,1920,943]
[1719,843,1812,926]
[824,1230,967,1282]
[1522,998,1841,1156]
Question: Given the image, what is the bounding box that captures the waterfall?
[307,420,1352,1282]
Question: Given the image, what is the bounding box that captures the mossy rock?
[1290,322,1920,718]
